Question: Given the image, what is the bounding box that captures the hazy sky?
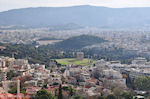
[1,0,150,12]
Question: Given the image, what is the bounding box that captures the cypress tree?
[58,84,63,99]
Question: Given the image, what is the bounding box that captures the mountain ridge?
[0,5,150,29]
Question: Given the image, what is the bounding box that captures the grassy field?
[55,58,96,66]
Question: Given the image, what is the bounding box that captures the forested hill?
[54,35,107,50]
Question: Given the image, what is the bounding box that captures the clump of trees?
[112,88,133,99]
[106,94,116,99]
[54,84,76,99]
[0,40,140,68]
[35,89,55,99]
[97,92,133,99]
[73,94,83,99]
[54,35,107,50]
[7,70,18,80]
[134,76,150,91]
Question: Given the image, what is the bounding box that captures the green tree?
[97,96,105,99]
[106,94,116,99]
[61,76,66,84]
[42,84,48,89]
[58,84,63,99]
[8,83,26,94]
[35,89,55,99]
[54,88,58,96]
[68,86,76,96]
[121,92,133,99]
[8,86,17,94]
[134,76,150,91]
[113,88,122,99]
[62,86,76,98]
[73,94,82,99]
[7,70,18,80]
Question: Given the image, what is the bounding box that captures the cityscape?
[1,0,150,99]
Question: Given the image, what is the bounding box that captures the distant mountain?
[54,35,107,50]
[0,5,150,29]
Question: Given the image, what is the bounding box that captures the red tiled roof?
[0,46,6,49]
[88,78,98,83]
[85,86,91,89]
[26,87,41,94]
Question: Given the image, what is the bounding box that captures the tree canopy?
[134,76,150,91]
[35,89,55,99]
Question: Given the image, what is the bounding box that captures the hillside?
[0,5,150,29]
[54,35,107,50]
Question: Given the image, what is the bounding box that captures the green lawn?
[55,58,96,66]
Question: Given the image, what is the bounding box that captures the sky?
[1,0,150,12]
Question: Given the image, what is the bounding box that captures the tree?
[8,85,17,94]
[112,87,133,99]
[62,86,76,98]
[73,94,82,99]
[43,84,48,89]
[121,92,133,99]
[35,89,55,99]
[61,76,66,84]
[106,94,116,99]
[134,76,150,91]
[70,86,76,96]
[54,88,58,96]
[7,70,18,80]
[58,84,63,99]
[113,88,122,99]
[97,96,105,99]
[8,82,26,94]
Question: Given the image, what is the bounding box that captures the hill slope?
[54,35,107,50]
[0,5,150,29]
